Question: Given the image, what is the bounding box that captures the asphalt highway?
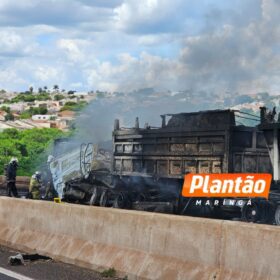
[0,246,122,280]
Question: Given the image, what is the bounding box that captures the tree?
[28,107,48,115]
[20,111,32,119]
[54,94,64,101]
[1,106,11,113]
[5,113,14,121]
[43,86,48,91]
[38,87,43,93]
[53,85,59,91]
[29,86,34,94]
[24,95,36,102]
[0,128,66,176]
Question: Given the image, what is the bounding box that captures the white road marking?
[0,267,34,280]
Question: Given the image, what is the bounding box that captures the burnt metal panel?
[212,161,222,173]
[166,110,235,130]
[112,110,270,180]
[213,143,224,153]
[232,131,252,148]
[233,154,242,172]
[144,160,154,173]
[184,160,197,173]
[157,160,168,175]
[199,161,211,173]
[243,155,257,172]
[122,159,132,172]
[133,159,142,172]
[170,144,185,152]
[185,143,197,154]
[258,156,272,173]
[124,144,133,153]
[170,160,182,175]
[257,132,267,148]
[114,159,122,172]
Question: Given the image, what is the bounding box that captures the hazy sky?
[0,0,280,94]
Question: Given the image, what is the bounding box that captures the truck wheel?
[100,190,109,207]
[89,187,100,206]
[241,201,260,223]
[113,192,129,209]
[258,201,275,224]
[274,206,280,225]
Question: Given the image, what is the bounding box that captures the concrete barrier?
[0,197,279,280]
[0,176,30,189]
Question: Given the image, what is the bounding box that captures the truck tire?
[113,192,130,209]
[274,205,280,225]
[241,201,260,223]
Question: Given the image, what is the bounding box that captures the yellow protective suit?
[29,176,41,199]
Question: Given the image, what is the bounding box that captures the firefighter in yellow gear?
[29,171,42,199]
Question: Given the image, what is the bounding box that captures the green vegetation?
[1,107,14,120]
[28,107,48,115]
[60,101,87,112]
[0,106,11,113]
[4,113,14,121]
[10,93,35,103]
[54,94,64,101]
[19,107,48,119]
[0,128,66,176]
[100,267,116,278]
[19,111,32,119]
[10,92,51,103]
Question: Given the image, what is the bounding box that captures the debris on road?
[9,253,51,266]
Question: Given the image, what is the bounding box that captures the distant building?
[0,119,54,131]
[74,91,88,96]
[32,114,56,121]
[1,103,26,113]
[55,119,70,130]
[57,110,75,120]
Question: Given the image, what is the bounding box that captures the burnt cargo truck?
[53,108,280,224]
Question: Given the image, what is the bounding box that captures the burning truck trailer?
[50,108,280,224]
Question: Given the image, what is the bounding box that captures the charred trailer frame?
[110,110,272,217]
[59,108,280,224]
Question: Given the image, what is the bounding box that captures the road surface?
[0,246,122,280]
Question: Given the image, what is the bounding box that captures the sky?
[0,0,280,94]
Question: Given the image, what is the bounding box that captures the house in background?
[2,102,27,113]
[56,110,76,131]
[32,114,56,121]
[57,110,75,120]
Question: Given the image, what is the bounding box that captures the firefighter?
[6,157,19,197]
[43,155,57,199]
[29,171,42,199]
